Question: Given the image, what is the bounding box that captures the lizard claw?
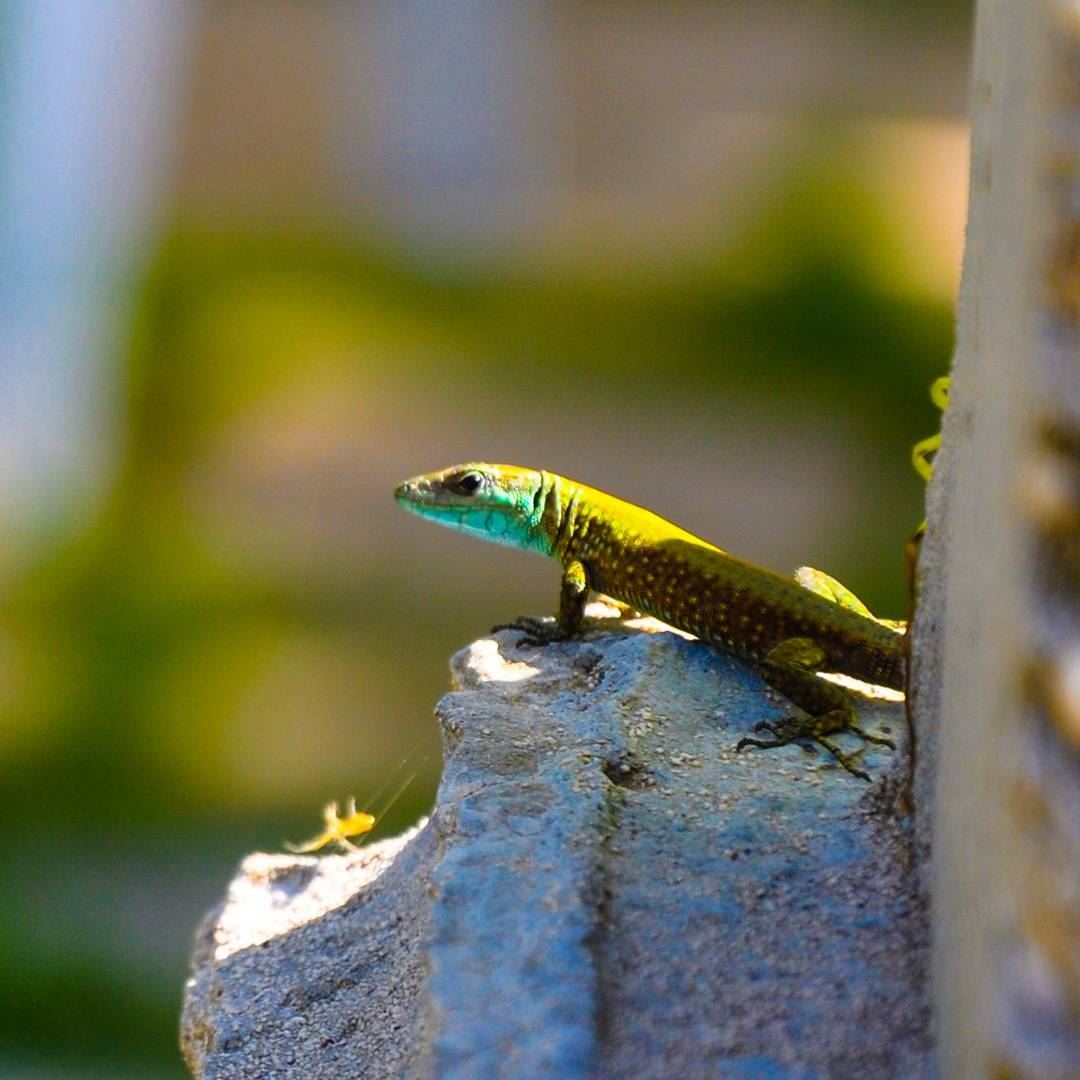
[815,738,871,782]
[847,723,896,750]
[491,616,567,648]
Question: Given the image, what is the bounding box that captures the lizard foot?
[736,718,874,782]
[491,616,568,648]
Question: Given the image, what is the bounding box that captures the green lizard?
[395,463,904,780]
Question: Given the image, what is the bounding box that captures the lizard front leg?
[493,559,589,646]
[736,637,895,781]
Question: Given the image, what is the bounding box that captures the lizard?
[395,463,905,780]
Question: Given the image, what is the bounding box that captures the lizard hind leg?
[735,636,895,781]
[794,566,906,633]
[793,566,876,617]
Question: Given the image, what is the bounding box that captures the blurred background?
[0,1,971,1075]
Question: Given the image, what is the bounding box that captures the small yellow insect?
[285,798,377,854]
[285,744,430,855]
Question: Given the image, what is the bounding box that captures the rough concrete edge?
[928,1,1054,1076]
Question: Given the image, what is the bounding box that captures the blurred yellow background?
[0,2,970,1075]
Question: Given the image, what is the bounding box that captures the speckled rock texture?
[181,608,930,1079]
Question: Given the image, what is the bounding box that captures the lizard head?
[394,463,550,551]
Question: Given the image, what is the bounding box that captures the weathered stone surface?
[182,608,929,1079]
[181,824,435,1079]
[927,4,1080,1077]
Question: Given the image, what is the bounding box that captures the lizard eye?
[453,471,484,495]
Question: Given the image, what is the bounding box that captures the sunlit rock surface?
[182,608,929,1078]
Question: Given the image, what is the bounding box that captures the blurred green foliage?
[1,144,952,1076]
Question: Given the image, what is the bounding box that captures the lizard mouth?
[394,477,433,505]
